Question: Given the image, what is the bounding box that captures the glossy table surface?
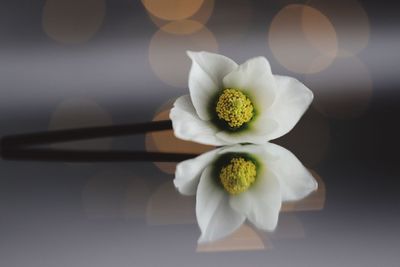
[0,1,399,266]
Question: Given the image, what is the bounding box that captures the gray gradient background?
[0,0,399,266]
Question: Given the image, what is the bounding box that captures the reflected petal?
[174,146,220,195]
[230,169,282,231]
[196,167,245,243]
[264,143,318,202]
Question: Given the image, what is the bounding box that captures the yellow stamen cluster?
[219,157,257,195]
[216,88,254,128]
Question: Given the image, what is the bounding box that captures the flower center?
[215,88,254,128]
[219,157,257,195]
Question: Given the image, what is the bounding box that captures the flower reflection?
[174,143,317,243]
[281,170,326,212]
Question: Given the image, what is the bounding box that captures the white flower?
[170,51,314,146]
[174,143,317,243]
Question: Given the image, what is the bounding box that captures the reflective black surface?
[0,0,399,266]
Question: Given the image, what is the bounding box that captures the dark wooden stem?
[0,120,199,162]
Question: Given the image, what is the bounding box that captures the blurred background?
[0,0,399,266]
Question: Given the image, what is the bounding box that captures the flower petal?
[230,169,282,231]
[216,143,269,156]
[170,95,229,146]
[219,57,283,144]
[196,166,245,243]
[215,121,278,144]
[174,147,221,196]
[222,56,276,109]
[187,51,238,120]
[263,142,318,201]
[264,75,314,140]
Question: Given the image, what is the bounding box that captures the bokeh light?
[275,107,331,167]
[269,4,338,74]
[82,172,150,219]
[146,181,196,225]
[307,0,370,56]
[159,20,205,35]
[48,98,113,151]
[42,0,106,44]
[149,23,218,88]
[268,215,305,240]
[305,56,373,119]
[124,176,152,219]
[142,0,204,21]
[147,0,214,34]
[211,0,254,42]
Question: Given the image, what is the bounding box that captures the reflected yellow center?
[216,88,254,128]
[219,157,256,195]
